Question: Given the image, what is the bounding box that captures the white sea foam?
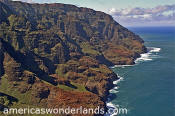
[107,102,116,108]
[106,47,161,115]
[135,47,161,63]
[106,74,123,115]
[109,89,119,93]
[114,86,119,90]
[110,47,162,67]
[149,47,161,52]
[109,75,123,94]
[113,76,124,85]
[110,65,133,68]
[135,53,152,62]
[106,102,119,116]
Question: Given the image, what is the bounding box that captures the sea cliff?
[0,0,146,115]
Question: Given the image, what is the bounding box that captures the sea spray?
[106,47,161,115]
[135,47,161,63]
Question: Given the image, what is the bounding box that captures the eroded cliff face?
[0,0,146,115]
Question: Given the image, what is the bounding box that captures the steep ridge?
[0,0,147,115]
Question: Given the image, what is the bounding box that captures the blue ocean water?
[108,27,175,116]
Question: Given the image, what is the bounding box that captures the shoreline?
[104,47,161,115]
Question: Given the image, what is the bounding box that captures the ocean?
[106,27,175,116]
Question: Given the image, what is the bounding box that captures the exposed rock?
[0,0,147,115]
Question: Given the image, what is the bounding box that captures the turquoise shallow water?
[109,27,175,116]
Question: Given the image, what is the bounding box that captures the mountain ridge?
[0,0,147,115]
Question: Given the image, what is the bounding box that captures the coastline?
[102,54,143,115]
[0,1,171,116]
[105,47,161,115]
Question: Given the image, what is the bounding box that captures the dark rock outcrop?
[0,0,147,115]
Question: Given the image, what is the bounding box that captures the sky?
[13,0,175,27]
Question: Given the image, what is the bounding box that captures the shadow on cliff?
[96,55,114,67]
[0,39,4,78]
[1,39,57,86]
[0,92,18,111]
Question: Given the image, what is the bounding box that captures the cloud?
[109,5,175,26]
[12,0,34,3]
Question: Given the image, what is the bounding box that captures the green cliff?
[0,0,147,115]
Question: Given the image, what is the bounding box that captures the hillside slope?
[0,0,146,115]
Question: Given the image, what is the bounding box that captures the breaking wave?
[135,47,161,63]
[106,47,161,115]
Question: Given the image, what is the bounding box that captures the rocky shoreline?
[0,0,147,115]
[101,50,147,114]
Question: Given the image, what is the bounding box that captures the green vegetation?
[90,65,112,74]
[0,75,33,105]
[0,0,146,112]
[55,64,69,77]
[58,82,87,92]
[0,96,10,106]
[80,42,100,56]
